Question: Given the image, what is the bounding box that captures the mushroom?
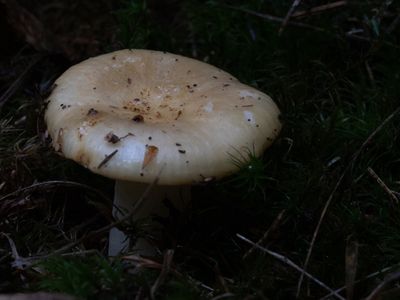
[44,49,282,256]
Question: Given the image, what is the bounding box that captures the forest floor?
[1,0,400,299]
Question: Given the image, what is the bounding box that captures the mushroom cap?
[45,49,281,185]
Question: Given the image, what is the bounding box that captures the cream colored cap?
[45,49,281,185]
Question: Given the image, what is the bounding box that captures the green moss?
[37,256,129,299]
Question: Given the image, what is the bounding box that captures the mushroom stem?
[108,180,190,256]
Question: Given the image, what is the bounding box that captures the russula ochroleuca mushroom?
[45,49,282,256]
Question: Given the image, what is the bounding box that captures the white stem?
[108,180,190,256]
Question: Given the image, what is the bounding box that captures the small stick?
[210,293,235,300]
[365,270,400,300]
[365,61,376,87]
[292,1,347,18]
[227,4,400,49]
[150,249,174,299]
[120,132,135,140]
[345,237,359,300]
[225,5,325,32]
[123,254,217,297]
[50,165,165,257]
[279,0,302,35]
[97,149,118,169]
[1,233,25,270]
[386,15,400,35]
[236,233,345,300]
[243,209,286,259]
[321,263,400,299]
[122,254,164,270]
[0,54,42,109]
[3,168,165,270]
[367,167,399,205]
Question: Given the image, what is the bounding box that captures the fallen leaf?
[142,145,158,169]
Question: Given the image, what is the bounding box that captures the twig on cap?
[98,149,118,169]
[236,233,345,300]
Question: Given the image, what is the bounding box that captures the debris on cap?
[45,49,282,185]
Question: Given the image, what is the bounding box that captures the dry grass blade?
[367,167,399,205]
[0,180,112,205]
[1,233,26,270]
[296,106,400,297]
[122,254,163,270]
[292,1,347,18]
[386,14,400,35]
[345,237,358,300]
[375,0,394,25]
[129,164,165,215]
[243,209,286,259]
[0,54,42,109]
[150,249,174,299]
[210,293,235,300]
[227,4,400,49]
[365,270,400,300]
[365,61,376,87]
[236,234,345,300]
[41,166,164,258]
[226,5,325,32]
[124,253,215,297]
[321,263,400,299]
[2,167,163,269]
[1,0,54,51]
[279,0,302,35]
[0,293,76,300]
